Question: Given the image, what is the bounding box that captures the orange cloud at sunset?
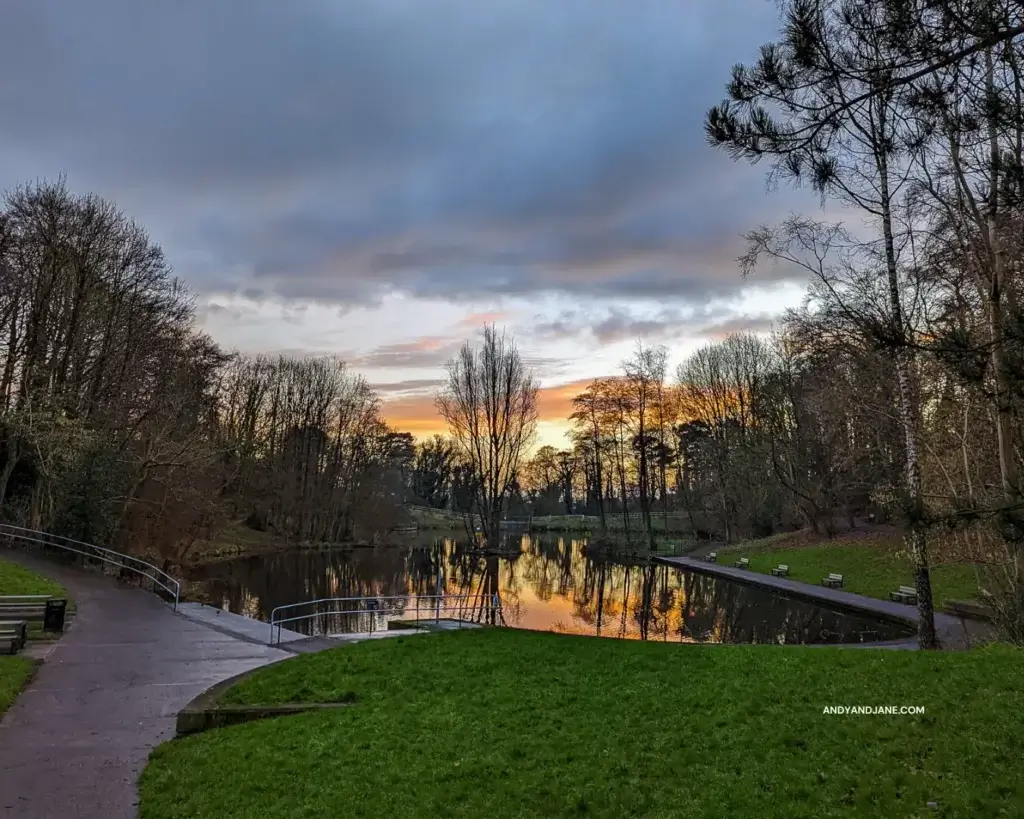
[457,311,508,328]
[391,335,450,353]
[381,377,599,446]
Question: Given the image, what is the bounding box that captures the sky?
[0,0,828,447]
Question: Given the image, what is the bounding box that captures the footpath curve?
[0,551,289,819]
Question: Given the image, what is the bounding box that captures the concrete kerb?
[174,658,352,736]
[173,618,474,736]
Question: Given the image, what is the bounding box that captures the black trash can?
[43,598,68,633]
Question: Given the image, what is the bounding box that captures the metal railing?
[0,523,181,611]
[268,593,501,645]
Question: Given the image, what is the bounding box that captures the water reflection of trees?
[192,533,914,643]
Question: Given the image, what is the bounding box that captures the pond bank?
[655,556,988,649]
[186,533,944,644]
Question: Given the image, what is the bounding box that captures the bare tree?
[622,342,668,549]
[436,325,538,548]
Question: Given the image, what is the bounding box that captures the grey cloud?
[534,305,784,346]
[349,338,466,371]
[700,314,780,340]
[593,310,686,345]
[535,307,688,345]
[0,0,813,309]
[203,302,260,322]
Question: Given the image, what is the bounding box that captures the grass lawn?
[140,630,1023,819]
[714,534,979,606]
[0,556,66,597]
[0,656,36,718]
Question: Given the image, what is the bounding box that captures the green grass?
[0,557,66,597]
[140,630,1024,819]
[713,535,979,606]
[0,656,36,718]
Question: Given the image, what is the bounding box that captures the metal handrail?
[268,593,499,645]
[0,523,181,611]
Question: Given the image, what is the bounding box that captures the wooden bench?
[733,557,750,569]
[0,619,27,649]
[822,573,844,589]
[771,564,789,577]
[0,602,48,621]
[890,585,918,604]
[0,595,66,628]
[0,595,52,615]
[0,595,52,602]
[706,552,717,563]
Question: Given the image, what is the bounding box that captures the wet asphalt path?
[0,551,288,819]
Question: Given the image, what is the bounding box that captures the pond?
[186,533,915,645]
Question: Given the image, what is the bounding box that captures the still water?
[187,533,914,645]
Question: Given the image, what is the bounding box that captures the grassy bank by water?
[178,521,284,565]
[712,533,979,606]
[140,629,1022,818]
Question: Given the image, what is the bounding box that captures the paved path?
[0,552,289,819]
[655,555,990,648]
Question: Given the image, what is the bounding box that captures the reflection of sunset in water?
[191,533,914,645]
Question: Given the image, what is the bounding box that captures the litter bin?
[43,598,68,633]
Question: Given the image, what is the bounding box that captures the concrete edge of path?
[174,657,354,736]
[655,555,976,648]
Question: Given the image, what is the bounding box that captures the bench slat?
[0,595,52,601]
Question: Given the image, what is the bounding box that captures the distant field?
[405,506,699,535]
[404,505,468,529]
[527,512,695,534]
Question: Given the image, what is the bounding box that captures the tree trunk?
[594,446,607,534]
[0,440,18,516]
[879,142,937,649]
[984,47,1024,609]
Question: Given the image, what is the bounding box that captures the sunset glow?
[381,377,597,446]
